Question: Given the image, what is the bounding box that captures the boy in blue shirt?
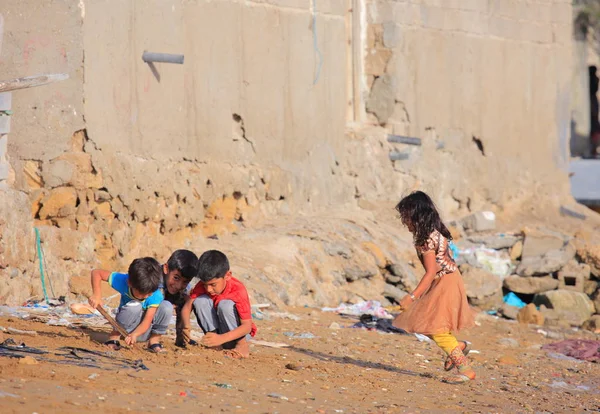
[88,257,168,352]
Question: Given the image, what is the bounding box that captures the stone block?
[557,272,585,292]
[503,275,558,295]
[533,290,595,326]
[461,264,503,310]
[461,211,496,232]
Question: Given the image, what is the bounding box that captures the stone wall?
[0,0,582,306]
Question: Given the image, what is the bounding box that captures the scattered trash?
[458,247,514,278]
[351,314,407,335]
[88,373,99,380]
[548,380,590,391]
[214,383,232,389]
[542,340,600,363]
[70,303,96,315]
[267,393,289,401]
[179,391,187,397]
[546,352,583,363]
[249,340,289,349]
[503,292,526,309]
[266,311,301,321]
[322,300,393,319]
[414,334,432,342]
[283,332,315,339]
[329,322,341,330]
[0,391,20,398]
[4,327,37,336]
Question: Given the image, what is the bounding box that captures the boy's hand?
[88,294,103,309]
[201,332,224,348]
[125,333,138,346]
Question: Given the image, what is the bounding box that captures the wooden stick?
[95,305,129,339]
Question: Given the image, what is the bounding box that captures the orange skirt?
[392,271,476,336]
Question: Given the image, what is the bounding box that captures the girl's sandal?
[104,340,121,351]
[148,343,167,354]
[444,341,471,371]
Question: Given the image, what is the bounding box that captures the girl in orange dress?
[392,191,476,384]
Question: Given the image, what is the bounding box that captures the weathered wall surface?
[364,0,573,206]
[0,0,583,307]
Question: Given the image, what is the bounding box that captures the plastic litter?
[214,383,232,389]
[548,380,590,391]
[503,292,526,309]
[267,393,289,401]
[457,246,514,278]
[414,333,432,342]
[322,300,393,319]
[283,332,315,339]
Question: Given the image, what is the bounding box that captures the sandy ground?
[1,308,599,414]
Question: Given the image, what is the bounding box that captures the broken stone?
[23,160,43,189]
[581,315,600,334]
[533,290,595,326]
[43,152,102,189]
[498,303,520,320]
[383,283,407,304]
[460,211,496,232]
[38,187,78,219]
[516,238,576,276]
[387,262,419,292]
[503,275,558,295]
[510,240,523,261]
[517,303,544,325]
[460,264,503,310]
[467,234,520,249]
[584,280,599,296]
[362,242,387,268]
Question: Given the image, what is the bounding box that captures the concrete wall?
[364,0,573,204]
[0,0,580,305]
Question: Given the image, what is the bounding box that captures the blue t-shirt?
[109,272,164,310]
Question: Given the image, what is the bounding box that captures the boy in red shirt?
[180,250,257,358]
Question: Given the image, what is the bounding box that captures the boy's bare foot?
[224,338,250,359]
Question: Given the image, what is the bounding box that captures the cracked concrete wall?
[0,0,580,306]
[364,0,574,207]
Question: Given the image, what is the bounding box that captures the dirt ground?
[1,308,599,414]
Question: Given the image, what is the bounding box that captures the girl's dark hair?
[395,191,452,246]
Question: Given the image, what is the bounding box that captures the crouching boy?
[181,250,257,358]
[88,257,170,352]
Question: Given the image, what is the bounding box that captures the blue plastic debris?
[503,292,526,309]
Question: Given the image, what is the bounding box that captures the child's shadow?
[288,345,434,378]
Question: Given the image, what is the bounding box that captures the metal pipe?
[142,51,184,64]
[387,134,422,146]
[389,151,410,161]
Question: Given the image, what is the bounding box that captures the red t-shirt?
[190,277,257,337]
